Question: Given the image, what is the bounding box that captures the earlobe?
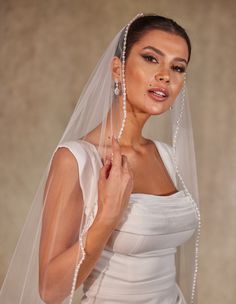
[112,56,122,80]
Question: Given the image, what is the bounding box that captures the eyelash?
[142,54,158,63]
[172,65,186,73]
[141,54,186,74]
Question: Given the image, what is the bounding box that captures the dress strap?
[52,140,100,226]
[154,140,178,188]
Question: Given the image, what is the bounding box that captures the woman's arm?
[39,137,134,304]
[39,147,113,304]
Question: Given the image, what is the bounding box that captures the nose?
[155,71,170,83]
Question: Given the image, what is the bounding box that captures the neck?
[106,99,151,147]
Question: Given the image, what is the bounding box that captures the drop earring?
[114,79,120,96]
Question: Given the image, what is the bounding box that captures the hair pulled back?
[115,14,191,63]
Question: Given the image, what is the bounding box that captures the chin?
[151,109,169,116]
[145,95,173,113]
[147,103,170,115]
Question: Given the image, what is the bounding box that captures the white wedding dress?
[58,139,198,304]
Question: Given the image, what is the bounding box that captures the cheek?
[125,67,147,96]
[171,77,184,97]
[126,64,145,82]
[174,83,183,95]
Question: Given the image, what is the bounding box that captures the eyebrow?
[142,46,188,64]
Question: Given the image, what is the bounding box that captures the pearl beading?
[117,13,144,142]
[172,76,201,304]
[68,14,200,304]
[68,212,94,304]
[69,14,145,304]
[112,15,200,303]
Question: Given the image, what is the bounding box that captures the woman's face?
[121,29,189,115]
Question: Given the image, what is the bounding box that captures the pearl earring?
[114,79,120,96]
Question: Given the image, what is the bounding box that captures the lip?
[147,87,169,102]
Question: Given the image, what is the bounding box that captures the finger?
[122,156,134,176]
[122,155,131,172]
[121,154,128,167]
[99,158,111,180]
[111,136,122,168]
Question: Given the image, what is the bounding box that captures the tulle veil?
[0,13,200,304]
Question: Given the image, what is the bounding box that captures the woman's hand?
[97,136,134,230]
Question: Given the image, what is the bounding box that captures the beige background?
[0,0,236,303]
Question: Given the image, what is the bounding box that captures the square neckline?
[78,138,183,198]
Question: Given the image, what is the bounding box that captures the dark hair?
[115,14,191,63]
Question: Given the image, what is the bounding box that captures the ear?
[112,56,122,81]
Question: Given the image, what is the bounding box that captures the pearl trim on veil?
[68,13,201,304]
[171,78,201,304]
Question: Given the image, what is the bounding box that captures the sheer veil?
[0,13,200,304]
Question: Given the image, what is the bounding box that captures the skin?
[39,29,189,303]
[108,29,189,196]
[112,29,188,143]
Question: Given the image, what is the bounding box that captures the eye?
[142,54,158,63]
[172,65,186,73]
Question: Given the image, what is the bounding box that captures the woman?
[0,13,200,304]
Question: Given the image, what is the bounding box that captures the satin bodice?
[58,139,199,304]
[81,190,197,304]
